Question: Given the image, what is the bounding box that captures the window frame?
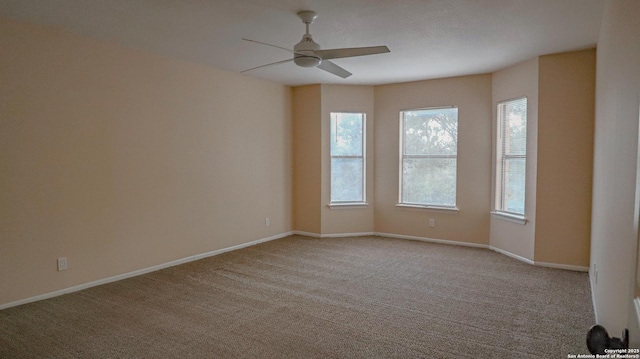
[398,106,459,211]
[329,112,367,207]
[493,96,528,222]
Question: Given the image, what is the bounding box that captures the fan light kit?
[242,10,390,78]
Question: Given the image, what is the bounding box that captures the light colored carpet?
[0,235,594,358]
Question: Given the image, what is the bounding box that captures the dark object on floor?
[586,324,629,354]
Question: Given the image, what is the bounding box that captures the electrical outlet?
[265,218,270,227]
[57,257,68,271]
[428,218,435,228]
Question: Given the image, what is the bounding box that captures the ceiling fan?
[241,11,390,79]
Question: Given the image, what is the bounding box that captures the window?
[399,107,458,208]
[330,112,366,204]
[495,97,527,216]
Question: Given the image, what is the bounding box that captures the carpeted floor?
[0,235,594,358]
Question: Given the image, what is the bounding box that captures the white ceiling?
[0,0,604,86]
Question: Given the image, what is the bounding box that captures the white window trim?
[398,106,459,208]
[329,112,366,207]
[396,203,459,212]
[328,202,369,209]
[494,96,527,217]
[490,211,528,225]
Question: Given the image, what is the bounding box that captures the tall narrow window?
[330,112,365,204]
[495,97,527,216]
[399,107,458,208]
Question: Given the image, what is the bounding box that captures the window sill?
[396,203,459,213]
[491,211,528,225]
[328,202,369,209]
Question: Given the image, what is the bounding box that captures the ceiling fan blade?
[241,58,293,73]
[317,60,352,78]
[242,38,295,54]
[315,45,390,60]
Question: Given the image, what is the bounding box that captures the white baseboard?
[296,231,590,273]
[375,232,490,249]
[320,231,376,238]
[487,246,590,272]
[0,231,293,311]
[291,231,376,238]
[591,272,599,323]
[191,231,294,261]
[489,246,535,265]
[291,230,321,238]
[1,230,591,311]
[534,260,589,272]
[634,297,640,334]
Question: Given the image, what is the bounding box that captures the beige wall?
[591,0,640,338]
[0,9,611,312]
[373,75,492,244]
[320,85,375,235]
[292,85,322,234]
[292,84,375,236]
[0,18,292,306]
[536,49,595,267]
[490,58,539,260]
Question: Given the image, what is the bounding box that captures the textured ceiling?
[0,0,604,86]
